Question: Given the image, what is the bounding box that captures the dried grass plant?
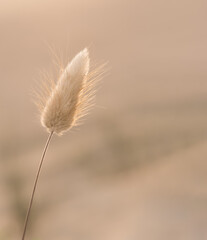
[21,48,103,240]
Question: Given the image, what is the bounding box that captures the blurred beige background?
[0,0,207,239]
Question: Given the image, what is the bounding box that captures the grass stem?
[21,131,54,240]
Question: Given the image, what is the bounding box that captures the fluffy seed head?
[39,48,98,135]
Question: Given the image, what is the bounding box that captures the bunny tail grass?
[22,48,103,240]
[21,131,53,240]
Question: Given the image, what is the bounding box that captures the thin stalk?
[21,131,54,240]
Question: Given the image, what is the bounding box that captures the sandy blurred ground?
[0,0,207,239]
